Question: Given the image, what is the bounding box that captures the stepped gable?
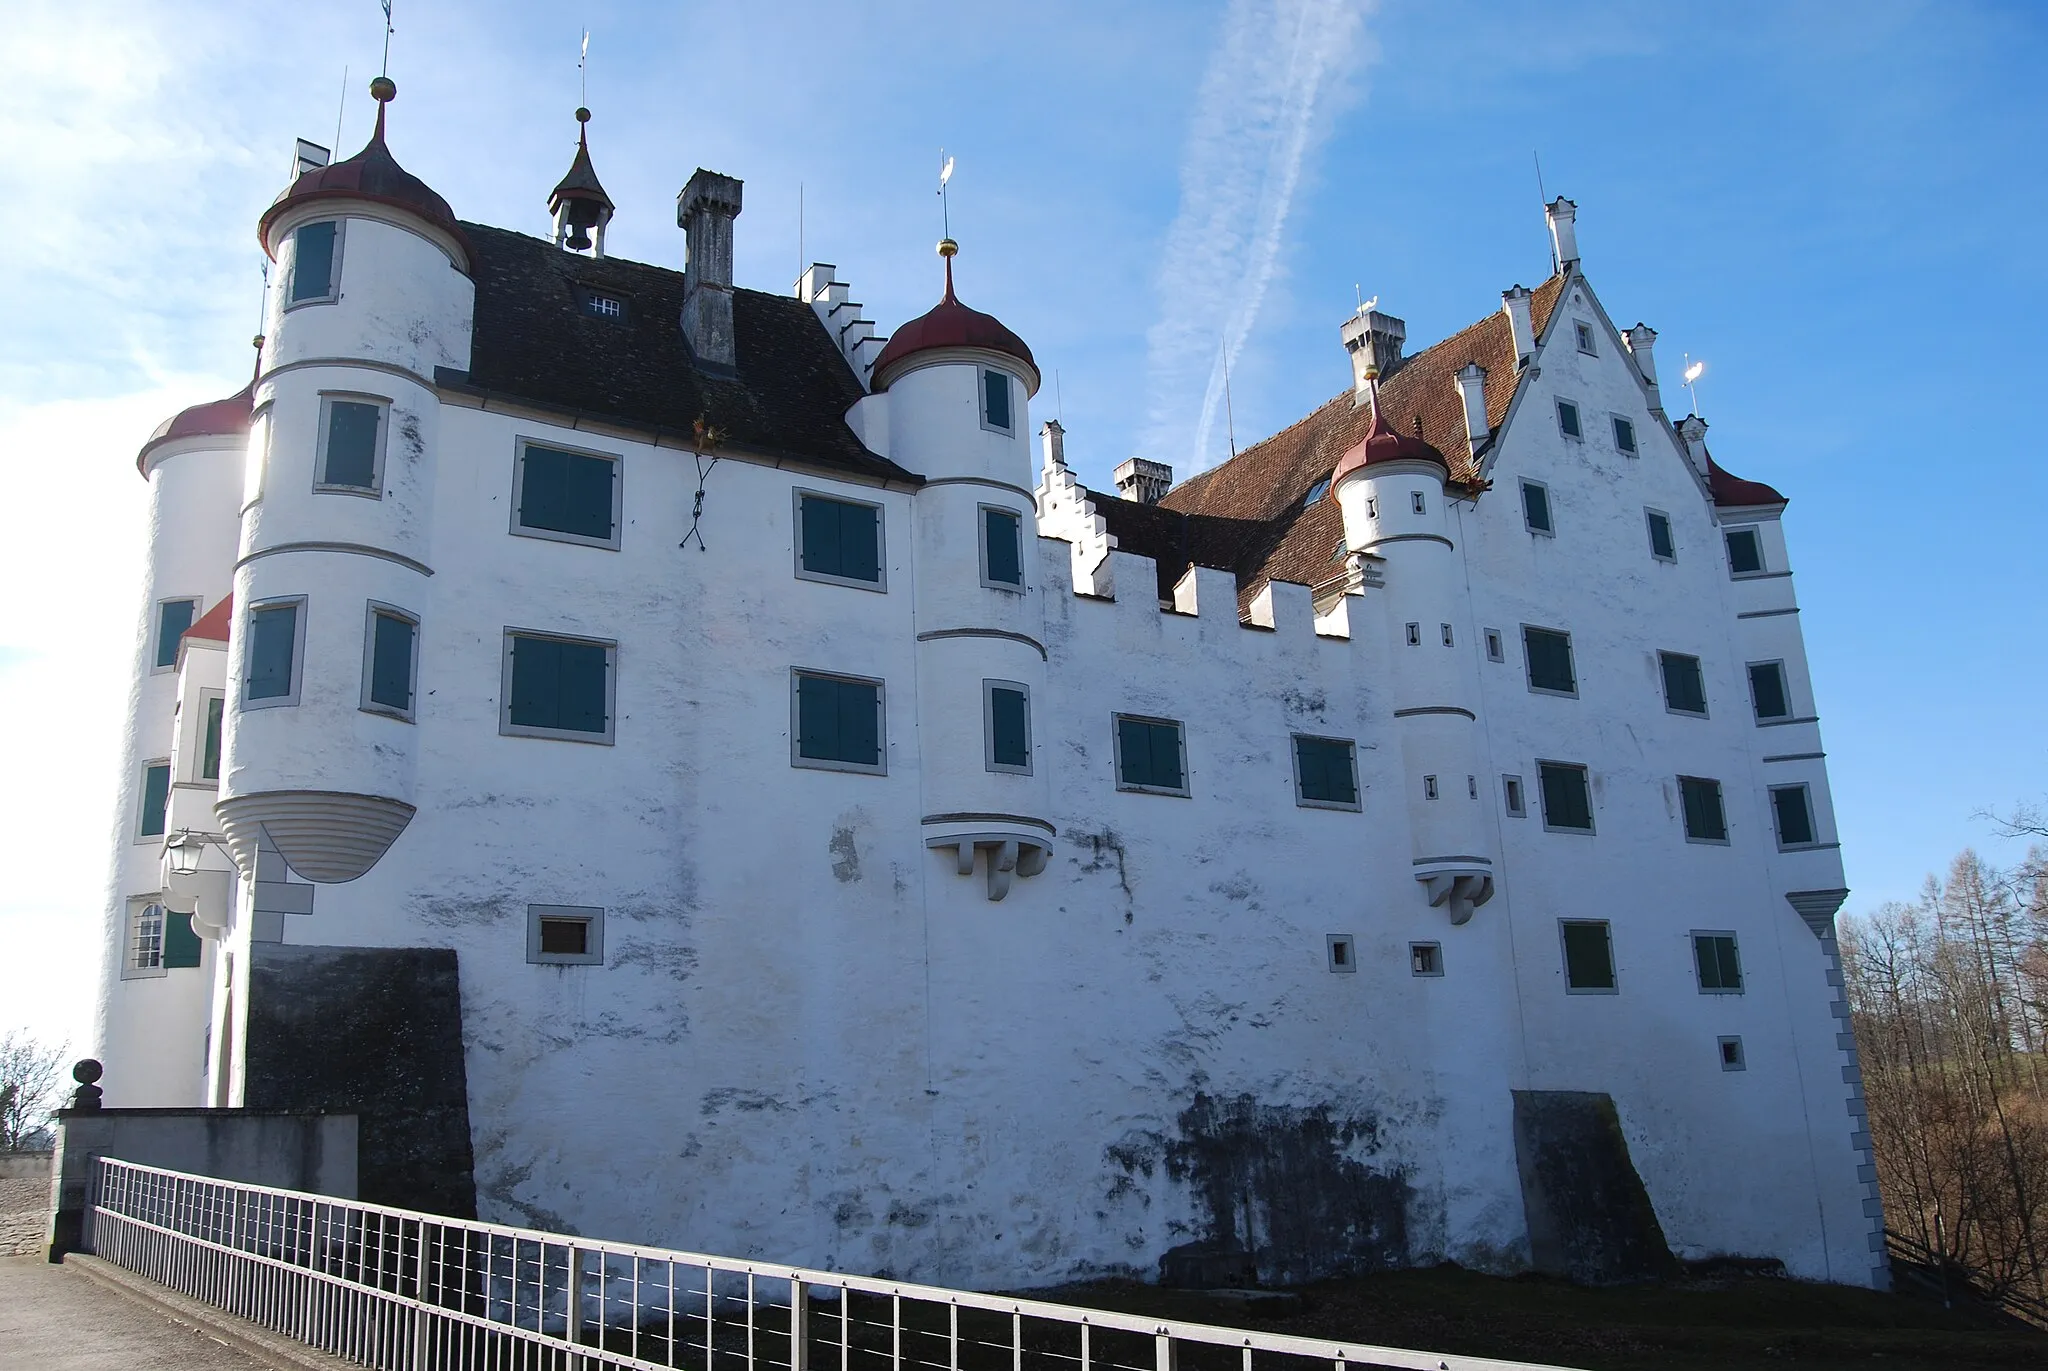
[446,223,917,485]
[1101,276,1565,612]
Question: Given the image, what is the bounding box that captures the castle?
[95,79,1884,1291]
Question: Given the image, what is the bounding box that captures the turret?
[548,108,615,257]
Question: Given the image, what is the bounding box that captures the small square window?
[1557,399,1582,439]
[126,900,167,978]
[527,904,604,966]
[793,670,886,774]
[1440,623,1454,647]
[1326,935,1356,973]
[1293,735,1359,810]
[1523,625,1577,696]
[503,631,615,743]
[1405,622,1421,647]
[1410,491,1427,515]
[981,369,1014,433]
[1659,651,1708,716]
[1679,776,1728,843]
[198,695,225,783]
[1114,714,1187,796]
[1646,509,1675,562]
[1693,933,1743,993]
[153,598,199,671]
[515,440,621,548]
[1575,322,1596,355]
[985,680,1031,774]
[362,604,419,721]
[288,220,340,305]
[1771,784,1817,848]
[1561,919,1615,992]
[1748,661,1791,721]
[980,505,1025,590]
[1612,416,1637,454]
[316,396,387,495]
[1502,774,1526,817]
[580,290,626,319]
[796,489,885,589]
[243,598,306,708]
[1725,527,1765,576]
[1410,942,1443,976]
[1485,629,1504,662]
[1521,480,1553,535]
[1719,1036,1746,1071]
[1424,775,1439,801]
[138,760,171,840]
[1539,761,1594,833]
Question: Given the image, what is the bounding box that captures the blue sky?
[2,0,2042,1052]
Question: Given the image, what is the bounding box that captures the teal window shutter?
[320,400,381,489]
[508,635,560,728]
[1521,482,1552,533]
[1523,627,1575,694]
[369,612,416,712]
[1557,400,1582,438]
[1660,652,1707,714]
[163,911,202,969]
[557,640,608,733]
[798,674,880,765]
[1118,718,1183,791]
[1726,528,1764,574]
[983,508,1023,586]
[1680,776,1726,841]
[200,697,224,781]
[1772,786,1815,846]
[1648,511,1675,560]
[989,687,1029,768]
[1562,921,1614,989]
[519,446,615,540]
[983,370,1012,430]
[1539,762,1592,831]
[1695,934,1742,991]
[800,495,880,583]
[1749,662,1789,720]
[508,634,609,735]
[1295,737,1357,805]
[140,763,171,837]
[290,221,337,302]
[246,604,298,700]
[155,600,196,669]
[797,673,839,760]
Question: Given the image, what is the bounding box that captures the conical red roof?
[1329,383,1448,483]
[258,100,470,269]
[871,258,1037,392]
[136,384,253,475]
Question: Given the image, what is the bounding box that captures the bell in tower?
[548,108,615,257]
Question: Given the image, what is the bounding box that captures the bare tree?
[0,1029,67,1150]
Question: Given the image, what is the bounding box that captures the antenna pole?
[1222,342,1238,460]
[1534,150,1555,274]
[334,66,348,152]
[798,183,805,291]
[1055,369,1064,423]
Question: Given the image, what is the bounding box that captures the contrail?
[1140,0,1368,473]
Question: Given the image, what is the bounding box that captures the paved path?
[0,1177,47,1257]
[0,1256,274,1369]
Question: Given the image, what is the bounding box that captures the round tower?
[870,243,1053,899]
[1330,383,1495,923]
[221,78,474,884]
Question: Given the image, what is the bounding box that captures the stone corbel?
[925,829,1054,902]
[161,869,235,940]
[1415,859,1496,926]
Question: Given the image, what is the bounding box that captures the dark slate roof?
[448,223,917,484]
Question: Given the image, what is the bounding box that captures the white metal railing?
[85,1157,1579,1371]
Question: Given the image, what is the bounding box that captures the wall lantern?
[164,828,208,878]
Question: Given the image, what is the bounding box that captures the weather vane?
[580,29,589,108]
[380,0,395,78]
[1682,353,1706,416]
[937,150,956,242]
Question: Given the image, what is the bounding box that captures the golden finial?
[937,237,958,259]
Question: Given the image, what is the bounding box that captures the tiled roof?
[183,595,233,644]
[871,261,1038,393]
[1706,453,1786,508]
[448,224,917,484]
[1106,276,1567,609]
[260,113,471,268]
[137,384,253,474]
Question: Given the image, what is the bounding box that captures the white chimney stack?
[1113,457,1172,505]
[1041,419,1067,471]
[1340,308,1407,401]
[1501,286,1535,366]
[1454,363,1490,459]
[1545,196,1579,267]
[1676,414,1710,482]
[1624,324,1661,412]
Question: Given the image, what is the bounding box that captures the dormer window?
[1302,478,1331,507]
[981,369,1013,434]
[288,221,341,306]
[578,288,626,320]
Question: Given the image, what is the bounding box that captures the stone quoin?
[94,81,1881,1290]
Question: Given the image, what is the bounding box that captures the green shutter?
[983,508,1023,585]
[1524,628,1575,694]
[1522,482,1551,532]
[1296,737,1356,805]
[1717,937,1742,990]
[798,675,880,766]
[369,613,415,711]
[321,401,381,488]
[155,600,195,669]
[1119,719,1183,790]
[556,640,608,733]
[1648,512,1675,559]
[163,911,203,969]
[797,674,837,760]
[1681,777,1726,841]
[508,636,560,728]
[1773,787,1814,846]
[990,687,1029,768]
[290,221,337,302]
[1562,922,1613,989]
[140,763,171,837]
[1661,653,1706,714]
[246,604,298,700]
[200,697,224,781]
[1726,529,1763,574]
[520,447,615,540]
[983,370,1011,429]
[800,494,841,575]
[1749,663,1788,720]
[837,678,879,764]
[1540,763,1591,830]
[800,495,880,582]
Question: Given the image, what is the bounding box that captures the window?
[1293,735,1359,810]
[1575,321,1596,354]
[1502,774,1526,817]
[526,905,604,966]
[980,505,1025,589]
[1612,416,1637,455]
[128,901,166,977]
[1522,626,1577,696]
[985,680,1031,774]
[1646,509,1675,562]
[138,761,171,839]
[796,490,884,588]
[1679,776,1728,843]
[981,368,1013,432]
[153,598,198,671]
[1410,942,1443,976]
[1366,496,1377,519]
[793,670,885,773]
[1557,399,1582,439]
[1302,478,1331,507]
[1539,761,1594,833]
[362,604,419,720]
[163,910,202,969]
[1405,622,1421,647]
[1725,527,1764,575]
[316,396,386,494]
[1485,629,1504,663]
[515,440,621,548]
[1561,919,1615,992]
[1521,480,1553,534]
[1440,623,1454,647]
[581,291,625,319]
[1659,651,1708,716]
[244,598,304,707]
[502,631,614,743]
[1748,661,1791,721]
[1719,1036,1746,1071]
[1326,935,1356,973]
[1114,714,1187,796]
[1424,775,1440,801]
[1771,784,1817,848]
[1410,491,1427,515]
[243,408,270,509]
[1693,932,1743,993]
[288,220,340,305]
[198,695,224,782]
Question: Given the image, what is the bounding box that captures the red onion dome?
[1329,385,1448,484]
[1706,455,1786,507]
[136,383,253,475]
[870,247,1038,393]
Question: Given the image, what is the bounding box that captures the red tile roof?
[183,595,233,644]
[871,258,1038,393]
[1706,454,1786,508]
[136,384,253,475]
[258,104,471,269]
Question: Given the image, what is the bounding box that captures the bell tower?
[549,108,615,257]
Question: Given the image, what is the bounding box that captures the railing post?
[411,1218,431,1371]
[1155,1327,1177,1371]
[566,1244,585,1369]
[791,1276,810,1371]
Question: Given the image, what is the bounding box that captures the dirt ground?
[0,1174,50,1256]
[1032,1265,2047,1371]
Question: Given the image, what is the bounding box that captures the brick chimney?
[1340,307,1406,402]
[1113,457,1172,505]
[678,169,744,371]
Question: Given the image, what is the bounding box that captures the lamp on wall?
[164,828,209,878]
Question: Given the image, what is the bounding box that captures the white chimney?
[290,138,330,183]
[1546,196,1579,267]
[1041,419,1067,471]
[1454,363,1489,459]
[1113,457,1172,505]
[1340,308,1407,401]
[1676,414,1710,481]
[1624,323,1661,412]
[1501,286,1535,366]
